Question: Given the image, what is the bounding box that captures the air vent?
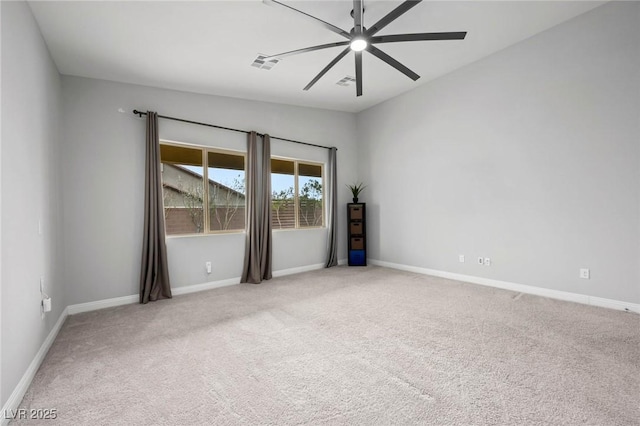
[336,76,356,86]
[251,54,279,70]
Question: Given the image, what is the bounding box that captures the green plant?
[347,182,367,199]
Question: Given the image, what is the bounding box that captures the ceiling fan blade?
[353,0,364,35]
[371,32,467,44]
[264,0,351,40]
[355,51,363,97]
[366,0,422,37]
[366,45,420,81]
[304,47,351,91]
[262,41,350,61]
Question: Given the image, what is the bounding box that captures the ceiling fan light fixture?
[350,38,367,52]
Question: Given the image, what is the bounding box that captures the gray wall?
[60,76,358,305]
[357,2,640,304]
[1,1,65,406]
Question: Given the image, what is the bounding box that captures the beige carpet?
[14,266,640,425]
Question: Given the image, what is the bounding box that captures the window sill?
[165,227,326,238]
[272,227,326,233]
[165,230,246,239]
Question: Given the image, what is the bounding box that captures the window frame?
[160,140,247,237]
[271,155,326,230]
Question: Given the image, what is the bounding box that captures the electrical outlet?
[484,258,491,266]
[580,268,590,279]
[459,255,465,263]
[477,257,484,265]
[42,297,52,313]
[206,261,212,274]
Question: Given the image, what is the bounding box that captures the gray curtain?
[260,135,273,280]
[140,111,172,303]
[241,132,272,283]
[325,147,338,267]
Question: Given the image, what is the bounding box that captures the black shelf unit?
[347,203,366,266]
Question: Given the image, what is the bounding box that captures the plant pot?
[352,197,359,203]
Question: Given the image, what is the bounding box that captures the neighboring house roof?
[164,164,245,199]
[162,182,201,199]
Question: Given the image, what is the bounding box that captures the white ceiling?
[29,0,607,113]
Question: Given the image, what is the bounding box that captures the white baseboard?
[1,307,68,426]
[369,259,640,314]
[273,262,326,278]
[67,278,242,315]
[171,277,239,296]
[67,262,341,315]
[589,296,640,313]
[67,294,139,315]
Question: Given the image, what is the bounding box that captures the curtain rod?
[132,110,336,151]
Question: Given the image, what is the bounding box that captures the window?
[271,158,324,229]
[160,142,245,235]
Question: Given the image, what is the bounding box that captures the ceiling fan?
[263,0,467,97]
